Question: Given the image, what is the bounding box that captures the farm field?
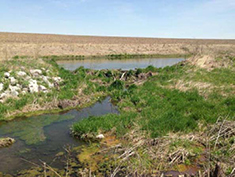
[0,32,235,60]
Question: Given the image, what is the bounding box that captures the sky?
[0,0,235,39]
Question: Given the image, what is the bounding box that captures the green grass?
[72,112,137,138]
[72,60,235,138]
[0,59,99,120]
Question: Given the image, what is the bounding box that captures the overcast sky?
[0,0,235,39]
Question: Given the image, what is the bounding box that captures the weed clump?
[109,80,124,90]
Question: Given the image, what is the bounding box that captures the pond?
[57,57,185,71]
[0,97,118,175]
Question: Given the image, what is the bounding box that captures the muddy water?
[57,58,185,71]
[0,97,118,174]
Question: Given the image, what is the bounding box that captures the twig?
[21,158,40,167]
[230,168,235,176]
[44,162,47,177]
[39,159,62,177]
[214,118,226,149]
[120,72,126,80]
[111,165,121,177]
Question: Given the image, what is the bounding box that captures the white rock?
[30,69,42,76]
[10,90,19,97]
[96,134,105,139]
[0,83,3,92]
[9,85,20,97]
[22,90,27,95]
[53,77,62,82]
[39,85,48,93]
[0,93,6,99]
[25,76,31,80]
[29,80,38,93]
[0,91,11,100]
[42,76,49,82]
[17,71,27,77]
[9,85,21,92]
[9,77,17,85]
[16,84,22,89]
[42,76,54,88]
[4,72,10,78]
[29,79,37,84]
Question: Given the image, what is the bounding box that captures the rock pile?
[0,68,63,103]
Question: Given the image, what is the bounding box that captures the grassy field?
[0,32,235,60]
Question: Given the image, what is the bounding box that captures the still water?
[0,97,118,174]
[57,58,185,71]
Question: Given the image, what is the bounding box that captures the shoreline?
[0,92,107,122]
[10,53,190,61]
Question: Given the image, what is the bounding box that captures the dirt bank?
[0,32,235,60]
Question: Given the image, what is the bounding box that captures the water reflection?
[57,58,185,71]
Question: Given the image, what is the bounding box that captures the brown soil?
[0,32,235,60]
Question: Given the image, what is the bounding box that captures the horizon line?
[1,31,235,41]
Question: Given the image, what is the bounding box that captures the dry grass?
[0,32,235,60]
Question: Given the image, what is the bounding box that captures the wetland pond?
[0,97,118,174]
[57,57,185,71]
[0,57,184,175]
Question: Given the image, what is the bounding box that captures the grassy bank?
[0,59,106,121]
[73,60,235,137]
[72,55,235,175]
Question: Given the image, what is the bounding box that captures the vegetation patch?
[71,55,235,175]
[1,55,235,176]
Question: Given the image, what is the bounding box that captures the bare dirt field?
[0,32,235,60]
